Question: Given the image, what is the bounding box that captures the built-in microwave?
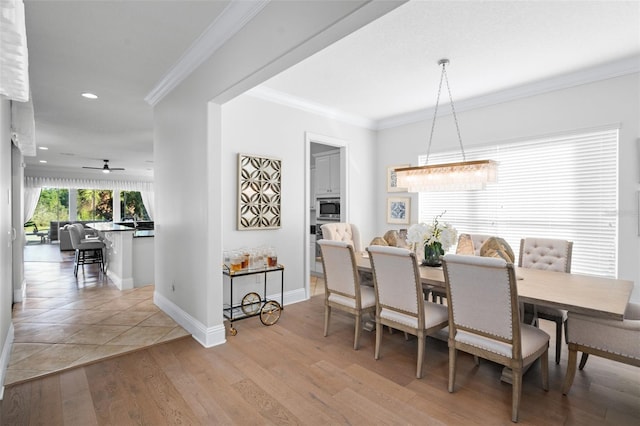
[317,197,341,221]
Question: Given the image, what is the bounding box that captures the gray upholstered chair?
[562,302,640,395]
[67,223,105,276]
[519,237,573,364]
[442,254,549,423]
[318,240,376,350]
[367,245,448,379]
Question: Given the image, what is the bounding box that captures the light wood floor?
[2,282,638,425]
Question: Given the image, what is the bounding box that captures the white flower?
[405,212,458,252]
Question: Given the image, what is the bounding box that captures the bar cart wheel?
[260,300,282,326]
[229,326,237,336]
[241,292,262,315]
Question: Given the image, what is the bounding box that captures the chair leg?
[448,345,457,393]
[323,305,331,337]
[578,352,589,370]
[512,368,523,422]
[73,249,79,276]
[555,318,562,364]
[562,344,578,395]
[540,348,549,391]
[374,319,382,360]
[416,333,425,379]
[354,312,362,350]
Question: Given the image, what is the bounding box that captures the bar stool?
[67,224,105,276]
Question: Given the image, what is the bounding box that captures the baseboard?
[13,278,26,303]
[276,287,307,306]
[153,291,226,348]
[106,270,134,291]
[153,287,308,349]
[0,323,15,400]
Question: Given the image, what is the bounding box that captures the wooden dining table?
[356,253,634,321]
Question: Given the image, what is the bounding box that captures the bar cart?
[222,263,284,335]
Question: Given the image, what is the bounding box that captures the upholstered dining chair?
[562,302,640,395]
[455,233,494,256]
[442,254,549,423]
[430,233,495,303]
[318,239,376,350]
[67,223,106,276]
[320,222,362,252]
[321,222,372,286]
[366,245,449,379]
[519,237,573,364]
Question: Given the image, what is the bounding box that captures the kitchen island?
[87,222,154,290]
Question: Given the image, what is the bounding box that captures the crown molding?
[377,55,640,130]
[246,85,377,129]
[247,55,639,131]
[145,0,269,106]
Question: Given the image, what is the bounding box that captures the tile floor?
[5,243,190,386]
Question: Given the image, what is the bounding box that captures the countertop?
[134,230,154,238]
[87,222,136,232]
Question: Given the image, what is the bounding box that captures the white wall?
[377,73,640,302]
[0,97,14,397]
[152,1,400,347]
[221,93,377,291]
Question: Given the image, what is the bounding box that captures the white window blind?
[418,128,618,278]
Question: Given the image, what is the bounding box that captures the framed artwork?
[237,153,282,230]
[387,164,409,192]
[387,196,410,224]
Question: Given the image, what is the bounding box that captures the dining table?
[356,252,633,320]
[357,251,634,382]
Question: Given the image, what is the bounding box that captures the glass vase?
[422,242,444,267]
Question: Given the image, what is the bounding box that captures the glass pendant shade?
[395,159,497,192]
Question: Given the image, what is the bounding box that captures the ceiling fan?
[82,159,125,174]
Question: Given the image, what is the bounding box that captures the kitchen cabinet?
[309,234,323,275]
[313,150,340,196]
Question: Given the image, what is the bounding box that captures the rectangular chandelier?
[395,159,498,192]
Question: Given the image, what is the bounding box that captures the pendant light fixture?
[395,59,497,192]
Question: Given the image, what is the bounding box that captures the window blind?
[418,128,618,278]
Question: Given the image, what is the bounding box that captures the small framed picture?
[387,164,409,192]
[387,196,410,224]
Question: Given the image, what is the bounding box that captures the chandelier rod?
[425,59,466,163]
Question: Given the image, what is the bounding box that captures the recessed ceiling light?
[39,160,47,163]
[38,146,48,150]
[81,92,98,99]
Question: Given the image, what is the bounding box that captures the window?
[418,128,618,278]
[77,189,113,221]
[120,191,149,221]
[31,188,69,228]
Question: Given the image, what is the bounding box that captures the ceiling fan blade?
[82,166,103,170]
[109,167,125,170]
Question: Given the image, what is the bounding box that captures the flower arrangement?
[406,211,458,266]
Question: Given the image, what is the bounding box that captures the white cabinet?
[309,234,323,275]
[314,150,340,196]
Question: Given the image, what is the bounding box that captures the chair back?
[456,233,493,256]
[318,239,360,301]
[367,245,424,329]
[518,237,573,272]
[321,223,362,253]
[67,224,84,249]
[442,254,520,354]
